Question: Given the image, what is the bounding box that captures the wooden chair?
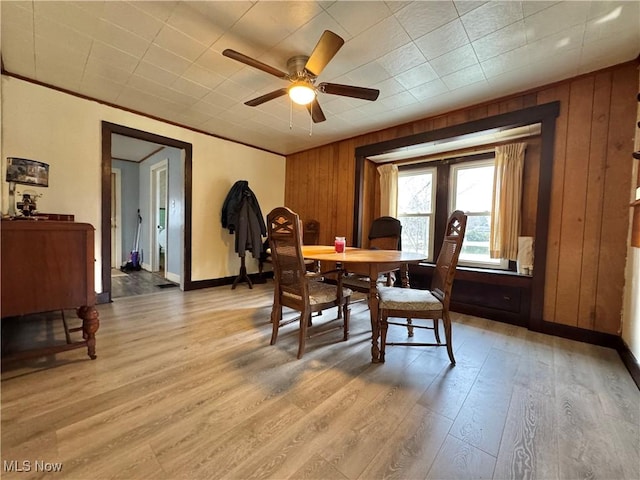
[343,216,402,295]
[267,207,351,358]
[377,210,467,364]
[260,218,320,275]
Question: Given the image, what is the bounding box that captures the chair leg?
[433,318,441,344]
[270,307,280,345]
[443,311,455,365]
[379,311,388,363]
[406,318,414,337]
[297,309,311,359]
[343,303,350,341]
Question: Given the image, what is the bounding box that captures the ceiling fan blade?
[222,49,288,79]
[306,99,326,123]
[245,88,288,107]
[304,30,345,77]
[318,82,380,101]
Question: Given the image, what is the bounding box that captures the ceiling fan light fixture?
[288,81,316,105]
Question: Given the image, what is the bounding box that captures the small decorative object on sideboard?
[16,190,42,216]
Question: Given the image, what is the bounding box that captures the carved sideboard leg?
[77,306,100,359]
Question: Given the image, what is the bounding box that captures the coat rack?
[232,256,253,289]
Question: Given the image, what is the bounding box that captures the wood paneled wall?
[285,61,638,334]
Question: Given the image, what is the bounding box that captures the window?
[397,167,437,261]
[450,160,507,268]
[397,155,509,270]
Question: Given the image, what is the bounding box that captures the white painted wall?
[1,75,285,292]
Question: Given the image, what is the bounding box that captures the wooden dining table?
[301,245,427,363]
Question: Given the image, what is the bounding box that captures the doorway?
[101,122,193,303]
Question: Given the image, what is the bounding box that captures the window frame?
[449,158,509,270]
[397,152,512,272]
[396,165,437,262]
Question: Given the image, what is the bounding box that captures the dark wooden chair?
[260,219,320,275]
[342,216,402,295]
[267,207,351,358]
[377,210,467,364]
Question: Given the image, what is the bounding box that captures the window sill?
[412,262,533,286]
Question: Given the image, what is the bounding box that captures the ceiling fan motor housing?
[287,55,313,81]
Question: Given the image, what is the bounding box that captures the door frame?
[150,160,168,275]
[100,122,193,303]
[111,167,122,270]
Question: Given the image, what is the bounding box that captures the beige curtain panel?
[490,142,526,260]
[377,164,398,217]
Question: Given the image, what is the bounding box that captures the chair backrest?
[267,207,308,299]
[430,210,467,308]
[368,216,402,250]
[303,220,319,245]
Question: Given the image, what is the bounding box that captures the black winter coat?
[221,181,267,258]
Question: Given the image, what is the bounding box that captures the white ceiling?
[2,1,638,156]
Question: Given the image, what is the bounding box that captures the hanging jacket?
[221,180,266,235]
[221,180,266,258]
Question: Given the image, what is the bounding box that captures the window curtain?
[377,164,398,217]
[490,142,526,260]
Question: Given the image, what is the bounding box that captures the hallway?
[111,269,178,299]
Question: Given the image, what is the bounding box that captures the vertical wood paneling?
[595,65,637,334]
[284,62,637,335]
[555,76,595,327]
[538,83,570,324]
[521,137,541,237]
[578,72,612,330]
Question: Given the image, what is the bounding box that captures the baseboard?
[618,341,640,390]
[539,320,639,390]
[185,272,272,291]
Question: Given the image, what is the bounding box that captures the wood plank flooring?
[1,281,638,480]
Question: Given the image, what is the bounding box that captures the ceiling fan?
[222,30,380,123]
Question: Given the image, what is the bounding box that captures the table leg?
[369,275,381,363]
[77,306,99,360]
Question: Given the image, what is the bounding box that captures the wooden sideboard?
[1,220,99,360]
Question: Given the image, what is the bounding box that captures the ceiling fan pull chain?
[309,103,313,136]
[289,98,293,130]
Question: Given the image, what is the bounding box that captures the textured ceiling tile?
[94,20,151,58]
[583,2,640,44]
[471,20,527,62]
[453,1,487,16]
[395,62,439,89]
[346,61,392,87]
[460,1,523,42]
[90,41,140,73]
[441,63,486,89]
[339,16,411,68]
[326,1,392,37]
[524,1,589,42]
[102,1,164,41]
[414,18,470,60]
[85,55,133,84]
[133,61,180,86]
[479,45,529,78]
[394,1,459,39]
[142,44,192,76]
[167,3,226,47]
[153,24,209,62]
[182,64,227,90]
[408,78,449,100]
[430,44,479,77]
[378,42,427,76]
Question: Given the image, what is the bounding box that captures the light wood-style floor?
[1,281,638,480]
